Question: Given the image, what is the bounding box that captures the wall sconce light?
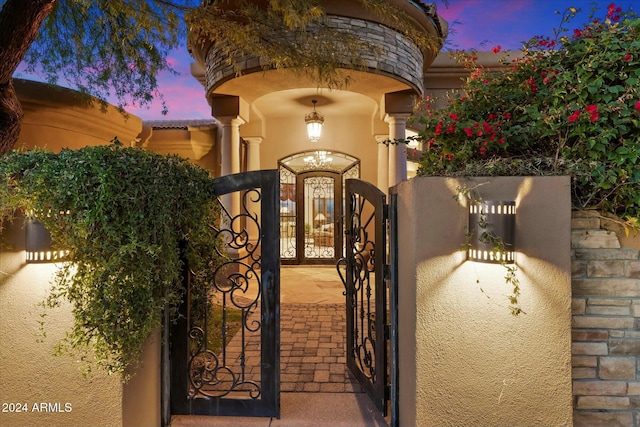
[25,218,67,263]
[468,201,516,263]
[304,99,324,143]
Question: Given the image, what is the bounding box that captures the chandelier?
[303,150,333,168]
[304,99,324,142]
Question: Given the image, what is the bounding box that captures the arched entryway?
[279,150,359,265]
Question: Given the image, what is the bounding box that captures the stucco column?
[244,137,262,171]
[243,137,263,243]
[375,135,389,195]
[217,116,245,220]
[386,113,410,186]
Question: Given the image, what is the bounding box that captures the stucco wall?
[394,176,573,426]
[0,218,123,427]
[259,113,379,185]
[15,79,142,152]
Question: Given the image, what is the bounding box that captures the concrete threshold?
[170,391,389,427]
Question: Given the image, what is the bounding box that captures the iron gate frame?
[338,178,399,426]
[164,169,280,423]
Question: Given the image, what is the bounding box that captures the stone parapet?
[205,16,424,94]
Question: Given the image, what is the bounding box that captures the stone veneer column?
[386,114,410,186]
[571,210,640,427]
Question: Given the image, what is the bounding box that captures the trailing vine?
[0,140,226,378]
[457,184,523,316]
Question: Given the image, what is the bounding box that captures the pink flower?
[492,45,502,54]
[568,110,580,123]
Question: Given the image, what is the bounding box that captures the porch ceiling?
[209,67,413,118]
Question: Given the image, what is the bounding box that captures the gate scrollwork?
[171,170,280,418]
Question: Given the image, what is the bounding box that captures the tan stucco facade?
[15,79,142,152]
[1,81,161,427]
[394,176,573,426]
[0,218,123,427]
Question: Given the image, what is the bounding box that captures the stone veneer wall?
[572,210,640,427]
[205,16,424,94]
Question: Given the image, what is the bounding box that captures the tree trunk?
[0,0,56,155]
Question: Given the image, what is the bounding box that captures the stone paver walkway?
[280,303,360,392]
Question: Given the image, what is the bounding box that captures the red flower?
[492,45,502,54]
[503,112,512,120]
[498,138,505,144]
[463,128,473,137]
[447,125,456,134]
[449,113,458,120]
[568,110,580,123]
[548,40,556,48]
[479,147,486,156]
[624,54,632,62]
[585,105,598,122]
[435,122,443,135]
[573,29,583,38]
[634,100,640,110]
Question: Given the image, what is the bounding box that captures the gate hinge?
[383,264,391,281]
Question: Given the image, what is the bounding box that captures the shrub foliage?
[0,141,224,376]
[414,4,640,221]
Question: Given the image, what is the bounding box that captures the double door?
[282,171,343,265]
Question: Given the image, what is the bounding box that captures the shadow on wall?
[396,176,573,427]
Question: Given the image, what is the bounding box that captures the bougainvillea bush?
[414,4,640,222]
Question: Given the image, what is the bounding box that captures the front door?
[167,170,280,420]
[279,150,360,265]
[296,171,343,265]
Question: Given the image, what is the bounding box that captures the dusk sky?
[15,0,638,121]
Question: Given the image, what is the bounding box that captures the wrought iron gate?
[337,178,399,426]
[167,170,280,421]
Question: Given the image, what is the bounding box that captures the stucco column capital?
[216,116,245,127]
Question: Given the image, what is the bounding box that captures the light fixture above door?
[304,99,324,143]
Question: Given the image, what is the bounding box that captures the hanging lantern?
[304,100,324,143]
